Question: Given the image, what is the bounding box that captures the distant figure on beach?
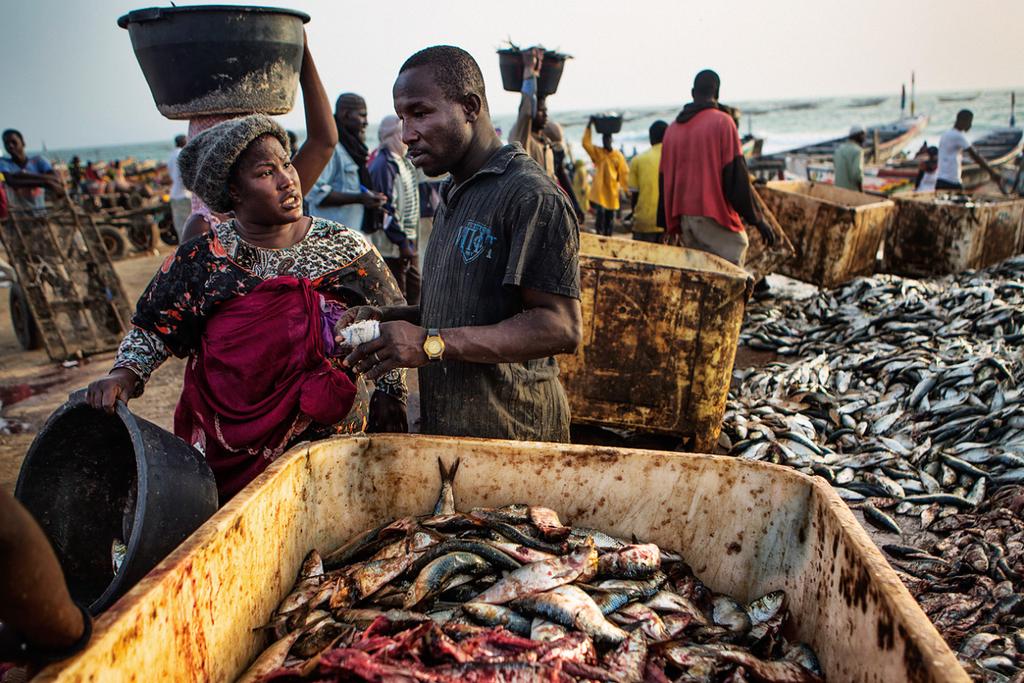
[84,161,106,195]
[583,118,629,236]
[68,156,83,195]
[834,125,865,192]
[168,134,191,240]
[915,145,939,192]
[369,115,421,304]
[628,120,667,243]
[936,110,1005,192]
[307,92,387,235]
[108,160,133,194]
[658,70,775,266]
[544,120,585,220]
[571,159,591,217]
[0,128,61,211]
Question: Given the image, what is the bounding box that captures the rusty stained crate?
[759,180,896,288]
[1,199,134,360]
[35,436,969,682]
[884,192,1024,277]
[744,186,796,282]
[559,234,751,451]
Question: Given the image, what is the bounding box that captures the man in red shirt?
[658,70,775,266]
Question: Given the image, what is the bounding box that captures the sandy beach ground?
[0,248,186,492]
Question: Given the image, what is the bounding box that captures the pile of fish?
[728,255,1024,529]
[239,460,823,682]
[932,193,1008,208]
[888,486,1024,682]
[725,256,1024,681]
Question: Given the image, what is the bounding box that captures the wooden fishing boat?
[849,96,886,108]
[938,92,980,103]
[767,114,928,168]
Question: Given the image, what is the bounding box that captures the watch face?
[424,338,443,356]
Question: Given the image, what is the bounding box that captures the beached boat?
[938,93,980,103]
[849,96,886,108]
[767,114,929,170]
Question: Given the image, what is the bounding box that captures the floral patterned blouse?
[113,217,406,414]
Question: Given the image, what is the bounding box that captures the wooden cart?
[1,199,134,360]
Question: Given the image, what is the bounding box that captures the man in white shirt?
[936,110,1004,192]
[167,135,191,241]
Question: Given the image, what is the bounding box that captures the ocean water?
[41,89,1019,166]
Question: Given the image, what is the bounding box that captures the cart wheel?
[10,283,41,350]
[158,213,178,246]
[127,219,155,251]
[99,225,126,259]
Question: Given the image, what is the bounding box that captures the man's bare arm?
[344,289,582,380]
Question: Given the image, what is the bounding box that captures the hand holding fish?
[334,305,382,333]
[345,321,428,380]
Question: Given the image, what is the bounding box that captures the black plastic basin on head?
[118,5,310,119]
[498,48,571,97]
[593,114,624,135]
[15,391,217,613]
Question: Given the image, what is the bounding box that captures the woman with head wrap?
[84,115,408,502]
[367,115,420,304]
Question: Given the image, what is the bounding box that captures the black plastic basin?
[118,5,310,119]
[498,48,571,97]
[593,114,624,135]
[15,391,217,613]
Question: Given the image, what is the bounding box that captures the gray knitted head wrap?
[177,114,291,213]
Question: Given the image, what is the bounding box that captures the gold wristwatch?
[423,328,445,362]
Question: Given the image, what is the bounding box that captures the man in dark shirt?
[342,45,582,442]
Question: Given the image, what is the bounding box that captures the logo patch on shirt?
[455,221,497,263]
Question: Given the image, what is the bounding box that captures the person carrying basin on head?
[508,48,585,221]
[834,125,866,192]
[582,116,629,237]
[341,45,582,443]
[658,69,776,266]
[84,115,409,503]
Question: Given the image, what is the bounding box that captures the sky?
[1,0,1021,150]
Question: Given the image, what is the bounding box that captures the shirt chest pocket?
[340,156,360,189]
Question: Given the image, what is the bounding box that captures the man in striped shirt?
[342,46,582,442]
